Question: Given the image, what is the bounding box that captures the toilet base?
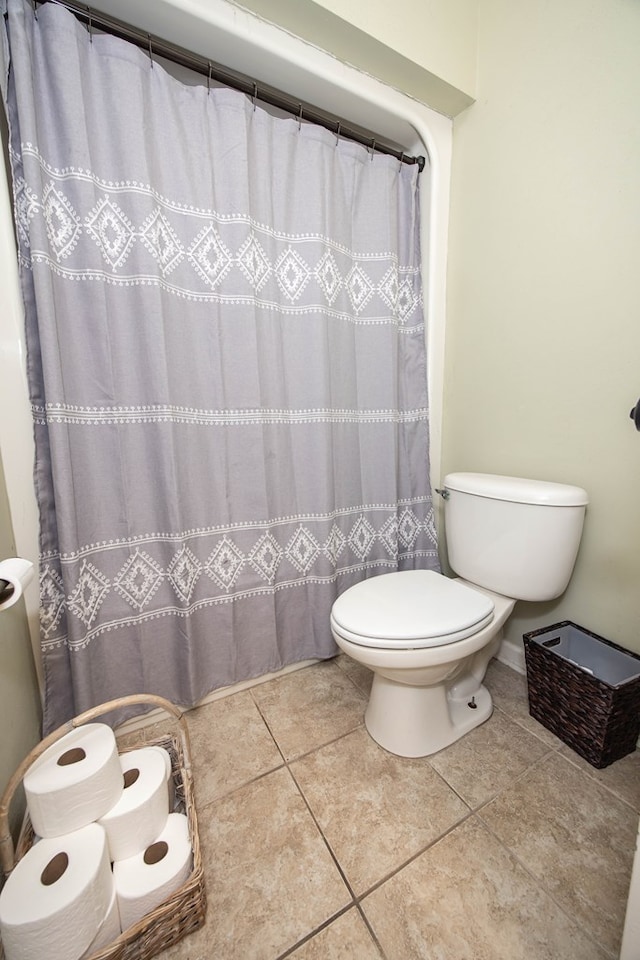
[364,673,493,758]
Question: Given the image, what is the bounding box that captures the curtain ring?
[207,62,212,95]
[370,139,376,160]
[32,0,38,20]
[147,34,153,68]
[398,151,405,171]
[335,122,341,146]
[298,104,303,131]
[252,83,258,112]
[86,5,93,43]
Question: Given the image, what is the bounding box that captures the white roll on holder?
[0,557,34,612]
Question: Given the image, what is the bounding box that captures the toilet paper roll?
[0,822,112,960]
[147,745,175,810]
[0,557,34,611]
[80,877,121,958]
[24,723,123,839]
[113,813,193,932]
[99,748,169,861]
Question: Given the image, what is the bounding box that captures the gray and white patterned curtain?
[1,0,438,733]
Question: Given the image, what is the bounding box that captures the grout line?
[352,808,477,903]
[474,811,619,960]
[469,747,556,818]
[493,706,566,753]
[472,746,629,959]
[274,904,355,960]
[193,679,367,810]
[282,721,365,764]
[284,744,476,956]
[354,901,388,959]
[286,762,359,902]
[554,748,640,815]
[476,745,640,821]
[418,716,557,815]
[191,661,630,958]
[194,760,288,813]
[334,655,373,699]
[248,687,289,765]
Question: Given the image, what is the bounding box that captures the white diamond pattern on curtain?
[2,0,438,731]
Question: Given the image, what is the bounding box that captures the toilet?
[330,472,588,757]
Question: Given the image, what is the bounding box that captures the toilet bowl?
[331,570,514,756]
[330,472,588,758]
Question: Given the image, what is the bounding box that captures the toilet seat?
[330,570,495,649]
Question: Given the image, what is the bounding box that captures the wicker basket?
[524,621,640,769]
[0,694,206,960]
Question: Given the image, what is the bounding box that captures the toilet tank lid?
[444,473,588,507]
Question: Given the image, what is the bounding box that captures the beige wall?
[311,0,478,94]
[232,0,478,115]
[0,453,41,836]
[444,0,640,653]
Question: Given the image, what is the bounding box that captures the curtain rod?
[33,0,425,172]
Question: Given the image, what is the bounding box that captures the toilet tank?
[444,473,588,601]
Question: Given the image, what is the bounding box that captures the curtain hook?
[86,5,93,43]
[252,83,258,112]
[207,62,212,95]
[32,0,38,21]
[147,33,153,69]
[298,104,303,131]
[335,122,341,146]
[370,139,376,161]
[398,151,405,171]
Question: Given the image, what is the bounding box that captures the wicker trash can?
[523,621,640,768]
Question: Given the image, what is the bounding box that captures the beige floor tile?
[137,658,635,960]
[251,660,367,760]
[558,744,640,813]
[291,726,469,894]
[138,716,177,743]
[161,767,350,960]
[114,727,147,751]
[484,660,565,747]
[361,817,609,960]
[335,654,374,697]
[479,751,637,956]
[428,707,551,808]
[288,908,383,959]
[182,690,283,805]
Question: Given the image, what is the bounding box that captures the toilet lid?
[331,570,495,649]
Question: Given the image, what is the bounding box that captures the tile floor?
[130,657,639,960]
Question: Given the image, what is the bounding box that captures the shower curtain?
[1,0,438,732]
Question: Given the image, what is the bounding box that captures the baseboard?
[496,637,526,675]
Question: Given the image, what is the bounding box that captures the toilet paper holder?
[0,578,14,605]
[0,693,206,960]
[0,558,35,613]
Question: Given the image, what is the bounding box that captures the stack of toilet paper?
[0,724,193,960]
